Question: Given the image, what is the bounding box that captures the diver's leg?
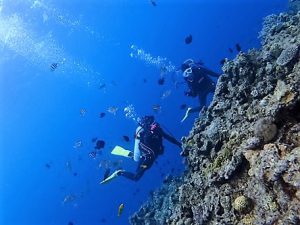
[119,158,151,181]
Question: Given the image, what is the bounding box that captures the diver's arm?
[161,129,182,149]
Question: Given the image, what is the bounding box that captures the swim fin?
[111,145,132,158]
[100,170,123,184]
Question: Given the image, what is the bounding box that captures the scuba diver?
[181,59,219,122]
[100,116,182,183]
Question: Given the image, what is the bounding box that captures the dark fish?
[185,34,193,44]
[228,48,233,53]
[99,83,106,89]
[103,168,111,180]
[73,172,78,176]
[99,112,106,118]
[100,218,107,223]
[122,135,130,142]
[68,222,74,225]
[220,58,226,65]
[45,163,51,169]
[235,43,242,52]
[180,104,187,110]
[50,63,58,71]
[89,151,97,159]
[143,78,147,83]
[158,78,165,85]
[91,137,97,142]
[95,140,105,149]
[150,0,157,6]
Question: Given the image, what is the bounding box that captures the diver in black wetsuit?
[101,116,182,183]
[181,59,219,122]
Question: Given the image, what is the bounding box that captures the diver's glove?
[181,107,192,123]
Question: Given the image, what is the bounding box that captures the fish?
[68,222,74,225]
[236,43,242,52]
[143,78,147,83]
[122,135,130,142]
[107,106,118,115]
[45,163,51,169]
[99,112,106,118]
[80,108,86,117]
[103,168,111,180]
[89,151,97,159]
[73,140,82,149]
[100,218,107,223]
[228,48,233,53]
[150,0,157,6]
[73,172,78,176]
[91,137,97,142]
[220,58,226,65]
[161,90,171,100]
[66,161,72,172]
[158,78,165,85]
[63,194,76,204]
[185,34,193,44]
[95,140,105,149]
[99,83,106,89]
[50,63,58,71]
[152,104,161,113]
[118,203,124,217]
[180,104,187,110]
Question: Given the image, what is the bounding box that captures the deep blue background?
[0,1,287,224]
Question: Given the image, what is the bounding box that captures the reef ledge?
[130,11,300,225]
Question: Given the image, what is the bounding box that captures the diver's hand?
[181,107,192,123]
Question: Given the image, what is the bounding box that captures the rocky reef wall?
[130,11,300,225]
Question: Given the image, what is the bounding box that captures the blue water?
[0,1,287,225]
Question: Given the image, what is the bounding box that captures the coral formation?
[130,11,300,225]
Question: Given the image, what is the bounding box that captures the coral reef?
[130,11,300,225]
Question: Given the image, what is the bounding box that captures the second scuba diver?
[181,59,219,122]
[101,116,182,183]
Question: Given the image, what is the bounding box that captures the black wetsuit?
[184,64,219,113]
[119,123,181,181]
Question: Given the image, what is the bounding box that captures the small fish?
[150,0,157,6]
[80,108,86,117]
[95,140,105,149]
[73,172,78,176]
[107,106,118,115]
[103,168,111,180]
[185,34,193,44]
[235,43,242,52]
[220,58,226,65]
[68,222,74,225]
[228,48,233,53]
[99,83,106,89]
[118,203,124,217]
[89,151,97,159]
[122,135,130,142]
[99,112,106,118]
[161,90,171,100]
[100,218,107,223]
[152,104,161,113]
[180,104,187,110]
[63,194,76,204]
[66,161,72,172]
[143,78,147,83]
[73,140,82,149]
[50,63,58,72]
[158,78,165,85]
[91,137,97,142]
[45,163,51,169]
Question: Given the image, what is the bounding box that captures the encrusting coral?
[130,10,300,225]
